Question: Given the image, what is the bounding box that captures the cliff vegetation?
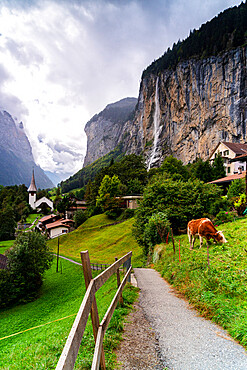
[144,1,247,77]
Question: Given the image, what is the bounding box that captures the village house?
[120,195,143,209]
[209,142,247,176]
[65,199,87,219]
[45,219,73,239]
[37,214,74,238]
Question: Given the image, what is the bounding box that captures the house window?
[227,167,231,173]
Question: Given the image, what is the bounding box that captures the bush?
[74,210,88,228]
[133,176,222,255]
[214,210,235,225]
[118,208,135,221]
[234,194,246,216]
[0,232,53,307]
[227,179,245,203]
[209,196,229,216]
[143,212,171,255]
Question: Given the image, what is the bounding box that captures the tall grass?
[154,217,247,348]
[0,259,138,369]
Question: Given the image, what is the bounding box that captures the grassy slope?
[48,214,144,267]
[0,259,138,369]
[154,217,247,348]
[0,240,14,254]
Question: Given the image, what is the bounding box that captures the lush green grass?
[0,240,14,254]
[25,213,40,224]
[154,217,247,348]
[0,258,138,369]
[48,214,144,267]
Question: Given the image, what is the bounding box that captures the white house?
[209,142,247,176]
[28,170,54,211]
[45,220,71,239]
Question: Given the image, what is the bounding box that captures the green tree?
[96,175,121,210]
[57,195,75,217]
[1,232,53,307]
[160,155,189,180]
[0,207,16,241]
[212,152,226,180]
[227,178,245,202]
[133,176,222,255]
[188,158,214,182]
[143,212,171,255]
[74,209,87,228]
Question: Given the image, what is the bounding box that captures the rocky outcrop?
[129,46,247,168]
[0,110,54,188]
[84,47,247,170]
[83,97,137,167]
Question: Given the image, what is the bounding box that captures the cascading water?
[147,77,161,170]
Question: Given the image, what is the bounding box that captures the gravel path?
[134,268,247,370]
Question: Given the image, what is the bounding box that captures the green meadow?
[154,217,247,348]
[48,214,144,266]
[0,258,138,369]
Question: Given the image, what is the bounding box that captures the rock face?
[0,110,54,188]
[83,97,137,167]
[129,46,247,168]
[84,47,247,170]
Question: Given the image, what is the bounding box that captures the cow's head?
[216,231,227,243]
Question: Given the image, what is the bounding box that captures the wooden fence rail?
[56,250,132,370]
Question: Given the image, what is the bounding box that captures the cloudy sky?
[0,0,242,179]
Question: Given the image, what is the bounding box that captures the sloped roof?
[222,142,247,155]
[209,171,246,184]
[28,170,37,192]
[39,214,58,223]
[46,220,70,230]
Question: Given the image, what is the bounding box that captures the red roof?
[209,171,246,184]
[61,219,74,224]
[46,221,70,230]
[39,214,58,222]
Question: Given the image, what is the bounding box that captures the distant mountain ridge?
[83,97,137,167]
[0,110,54,188]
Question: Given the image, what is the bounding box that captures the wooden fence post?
[115,257,123,305]
[81,251,106,370]
[171,228,176,254]
[123,257,131,283]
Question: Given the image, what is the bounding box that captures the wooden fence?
[56,250,132,370]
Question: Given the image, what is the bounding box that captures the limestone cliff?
[128,46,247,168]
[83,97,137,167]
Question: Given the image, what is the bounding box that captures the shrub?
[0,232,53,307]
[133,176,222,255]
[143,212,170,255]
[214,210,235,225]
[118,209,135,221]
[227,178,245,203]
[234,194,246,216]
[209,196,229,216]
[74,209,88,228]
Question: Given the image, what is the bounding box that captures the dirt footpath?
[116,298,165,369]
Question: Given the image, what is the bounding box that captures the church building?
[28,170,54,211]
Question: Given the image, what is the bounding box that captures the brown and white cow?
[187,218,227,250]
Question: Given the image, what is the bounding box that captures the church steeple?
[28,169,37,193]
[28,169,37,209]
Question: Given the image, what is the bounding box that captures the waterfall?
[147,77,161,170]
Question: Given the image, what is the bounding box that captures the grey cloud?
[4,38,44,66]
